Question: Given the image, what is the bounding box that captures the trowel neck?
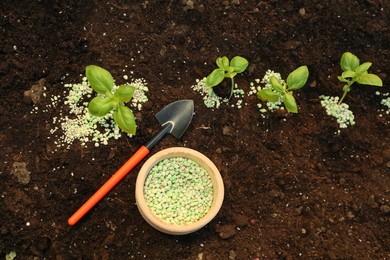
[145,122,173,150]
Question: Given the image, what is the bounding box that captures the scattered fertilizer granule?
[249,70,284,113]
[376,91,390,117]
[191,77,245,109]
[320,95,355,131]
[35,74,149,150]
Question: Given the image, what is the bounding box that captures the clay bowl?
[135,147,224,235]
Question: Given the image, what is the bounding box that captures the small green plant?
[5,251,17,260]
[337,52,383,104]
[205,56,249,100]
[87,65,137,135]
[257,66,309,113]
[320,52,383,132]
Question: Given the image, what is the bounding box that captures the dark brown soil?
[1,1,390,259]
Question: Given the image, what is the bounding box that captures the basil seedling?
[257,66,309,113]
[337,52,383,104]
[86,65,137,135]
[205,56,249,100]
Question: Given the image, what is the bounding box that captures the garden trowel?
[68,99,194,226]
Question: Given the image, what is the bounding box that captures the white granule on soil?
[34,75,149,151]
[191,77,245,109]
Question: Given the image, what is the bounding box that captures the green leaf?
[225,66,235,74]
[86,65,114,95]
[283,92,298,113]
[205,69,225,87]
[341,70,356,79]
[257,89,280,102]
[88,97,115,117]
[216,56,229,70]
[270,76,285,93]
[342,85,350,92]
[230,56,249,73]
[115,85,135,103]
[340,52,360,71]
[114,105,137,135]
[226,71,237,79]
[355,62,372,76]
[225,67,236,78]
[337,76,349,83]
[286,66,309,90]
[356,73,383,87]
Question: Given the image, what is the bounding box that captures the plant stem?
[228,77,235,100]
[338,90,348,105]
[338,80,354,105]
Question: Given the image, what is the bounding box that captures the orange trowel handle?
[68,145,150,226]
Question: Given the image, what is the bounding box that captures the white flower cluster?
[248,70,284,113]
[320,95,355,129]
[191,77,245,109]
[44,75,149,150]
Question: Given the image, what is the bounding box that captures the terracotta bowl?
[135,147,224,235]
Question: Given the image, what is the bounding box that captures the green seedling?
[86,65,137,135]
[337,52,383,104]
[205,56,249,100]
[257,66,309,113]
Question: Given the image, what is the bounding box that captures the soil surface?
[1,0,390,259]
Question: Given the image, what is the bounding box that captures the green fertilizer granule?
[143,157,214,225]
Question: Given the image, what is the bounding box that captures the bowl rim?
[135,147,224,235]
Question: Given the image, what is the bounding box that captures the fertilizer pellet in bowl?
[143,157,214,225]
[135,147,224,235]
